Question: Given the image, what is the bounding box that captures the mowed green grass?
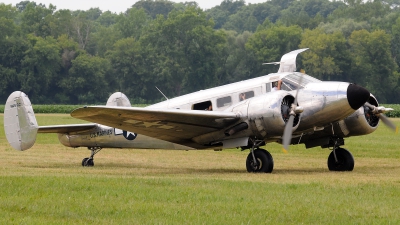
[0,114,400,224]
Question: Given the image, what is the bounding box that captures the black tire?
[263,150,274,173]
[82,158,94,167]
[82,158,89,166]
[87,158,94,167]
[327,148,354,171]
[246,149,273,173]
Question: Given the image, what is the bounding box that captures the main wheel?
[246,149,274,173]
[327,148,354,171]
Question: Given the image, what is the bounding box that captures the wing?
[38,124,97,133]
[71,106,240,148]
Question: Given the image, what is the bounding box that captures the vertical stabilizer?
[106,92,131,107]
[263,48,309,73]
[277,48,308,73]
[4,91,38,151]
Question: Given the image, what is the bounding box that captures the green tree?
[349,29,397,102]
[246,24,303,75]
[216,30,258,83]
[299,29,349,81]
[106,37,146,100]
[205,0,245,29]
[222,5,259,33]
[0,3,17,38]
[330,0,390,21]
[20,35,61,101]
[140,7,226,98]
[318,18,370,38]
[132,0,175,19]
[96,11,118,27]
[59,54,111,103]
[71,11,95,50]
[93,26,122,57]
[19,2,57,37]
[391,17,400,68]
[52,9,74,38]
[115,8,150,39]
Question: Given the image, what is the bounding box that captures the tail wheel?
[82,158,94,167]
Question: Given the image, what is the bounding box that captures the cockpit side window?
[280,73,321,91]
[280,80,297,91]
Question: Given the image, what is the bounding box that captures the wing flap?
[71,106,240,146]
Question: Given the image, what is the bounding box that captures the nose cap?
[347,83,370,110]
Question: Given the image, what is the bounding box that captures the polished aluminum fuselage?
[59,72,373,150]
[58,125,192,150]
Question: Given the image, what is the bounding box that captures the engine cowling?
[336,95,379,137]
[236,91,300,138]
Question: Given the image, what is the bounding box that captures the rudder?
[4,91,38,151]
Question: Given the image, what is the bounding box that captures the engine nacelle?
[335,95,379,137]
[192,91,300,146]
[232,91,300,138]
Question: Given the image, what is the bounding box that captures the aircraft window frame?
[281,73,321,91]
[280,80,297,91]
[217,96,232,108]
[239,91,254,101]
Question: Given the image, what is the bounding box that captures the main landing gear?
[327,139,354,171]
[327,147,354,171]
[246,140,274,173]
[82,147,102,167]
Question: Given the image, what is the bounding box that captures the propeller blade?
[282,73,304,152]
[379,114,398,133]
[282,115,295,153]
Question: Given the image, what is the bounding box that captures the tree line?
[0,0,400,104]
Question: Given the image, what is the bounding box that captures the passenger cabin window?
[239,91,254,101]
[193,101,212,111]
[217,96,232,108]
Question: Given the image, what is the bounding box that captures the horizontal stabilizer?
[38,124,97,133]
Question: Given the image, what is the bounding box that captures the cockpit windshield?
[280,73,321,91]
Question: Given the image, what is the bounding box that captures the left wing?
[71,106,240,148]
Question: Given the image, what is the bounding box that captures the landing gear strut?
[82,147,102,167]
[246,139,274,173]
[327,140,354,171]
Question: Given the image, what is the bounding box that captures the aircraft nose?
[347,83,370,110]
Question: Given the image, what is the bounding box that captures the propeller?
[282,76,304,153]
[364,102,398,133]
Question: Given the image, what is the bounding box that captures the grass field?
[1,114,400,224]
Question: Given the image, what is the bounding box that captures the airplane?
[3,48,397,173]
